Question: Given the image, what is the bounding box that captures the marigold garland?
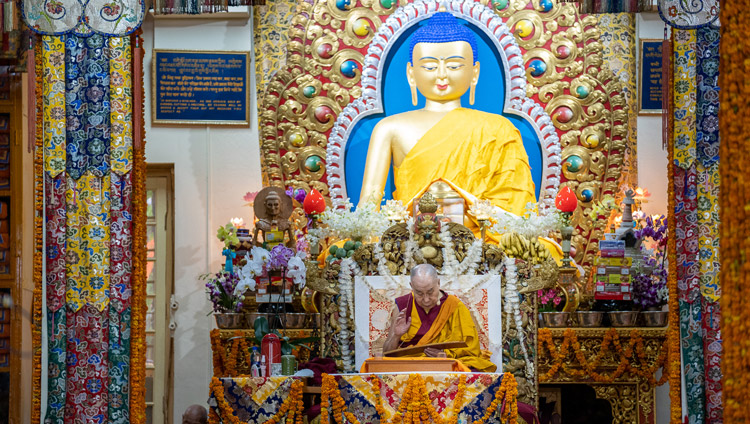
[538,328,669,385]
[130,31,148,424]
[209,377,242,424]
[209,377,304,424]
[718,1,750,420]
[210,330,260,377]
[31,35,45,424]
[321,373,516,424]
[666,40,683,422]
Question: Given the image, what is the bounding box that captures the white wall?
[142,13,264,420]
[636,13,669,217]
[636,12,671,424]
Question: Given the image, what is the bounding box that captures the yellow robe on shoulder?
[393,108,536,217]
[391,108,565,262]
[401,294,497,372]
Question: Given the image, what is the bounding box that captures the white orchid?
[233,277,256,296]
[286,253,307,287]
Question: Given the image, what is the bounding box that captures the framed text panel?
[638,39,664,115]
[152,50,250,126]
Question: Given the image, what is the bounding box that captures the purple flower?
[294,188,307,203]
[268,245,294,270]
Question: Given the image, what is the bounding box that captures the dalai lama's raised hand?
[383,309,412,353]
[393,309,412,337]
[424,347,447,358]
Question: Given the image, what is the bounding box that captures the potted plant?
[204,271,248,329]
[538,287,569,327]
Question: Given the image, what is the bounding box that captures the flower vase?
[214,313,245,329]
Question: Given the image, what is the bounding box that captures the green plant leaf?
[281,342,293,356]
[254,317,269,344]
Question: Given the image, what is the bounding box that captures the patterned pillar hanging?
[24,2,146,422]
[670,26,722,423]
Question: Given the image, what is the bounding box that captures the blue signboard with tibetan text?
[153,50,250,125]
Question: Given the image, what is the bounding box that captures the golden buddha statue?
[360,11,535,219]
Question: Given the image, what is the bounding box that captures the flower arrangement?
[537,287,563,312]
[632,215,668,308]
[312,199,391,242]
[237,245,307,291]
[216,223,239,249]
[204,271,245,313]
[489,202,561,240]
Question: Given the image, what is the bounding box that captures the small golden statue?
[252,187,295,249]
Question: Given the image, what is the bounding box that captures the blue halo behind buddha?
[343,12,543,207]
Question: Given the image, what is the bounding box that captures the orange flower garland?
[321,373,515,424]
[31,35,45,424]
[210,330,257,377]
[209,377,242,424]
[718,0,750,420]
[538,328,670,385]
[130,31,149,424]
[209,377,305,424]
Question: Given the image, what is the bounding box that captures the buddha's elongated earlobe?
[411,85,418,106]
[469,83,476,105]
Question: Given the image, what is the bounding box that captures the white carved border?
[325,0,562,212]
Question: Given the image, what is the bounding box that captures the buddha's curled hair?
[408,12,479,64]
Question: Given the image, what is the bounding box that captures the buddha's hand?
[424,348,447,358]
[392,309,412,337]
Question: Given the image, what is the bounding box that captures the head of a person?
[410,264,441,310]
[407,12,480,103]
[264,191,282,217]
[182,404,208,424]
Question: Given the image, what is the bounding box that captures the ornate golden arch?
[259,0,626,275]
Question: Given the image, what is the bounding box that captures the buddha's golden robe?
[393,108,535,217]
[399,293,496,372]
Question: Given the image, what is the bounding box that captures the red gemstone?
[556,45,570,59]
[314,106,334,123]
[317,43,333,59]
[555,186,578,213]
[554,106,573,123]
[304,188,327,215]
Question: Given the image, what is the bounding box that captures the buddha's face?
[265,197,281,217]
[407,41,479,103]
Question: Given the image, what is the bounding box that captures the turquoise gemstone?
[303,86,316,98]
[576,85,590,99]
[540,0,553,12]
[305,155,323,172]
[580,189,594,202]
[335,0,351,11]
[565,155,583,173]
[492,0,508,10]
[380,0,394,8]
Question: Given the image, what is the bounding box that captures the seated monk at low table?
[382,264,496,372]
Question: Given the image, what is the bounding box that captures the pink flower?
[243,191,259,203]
